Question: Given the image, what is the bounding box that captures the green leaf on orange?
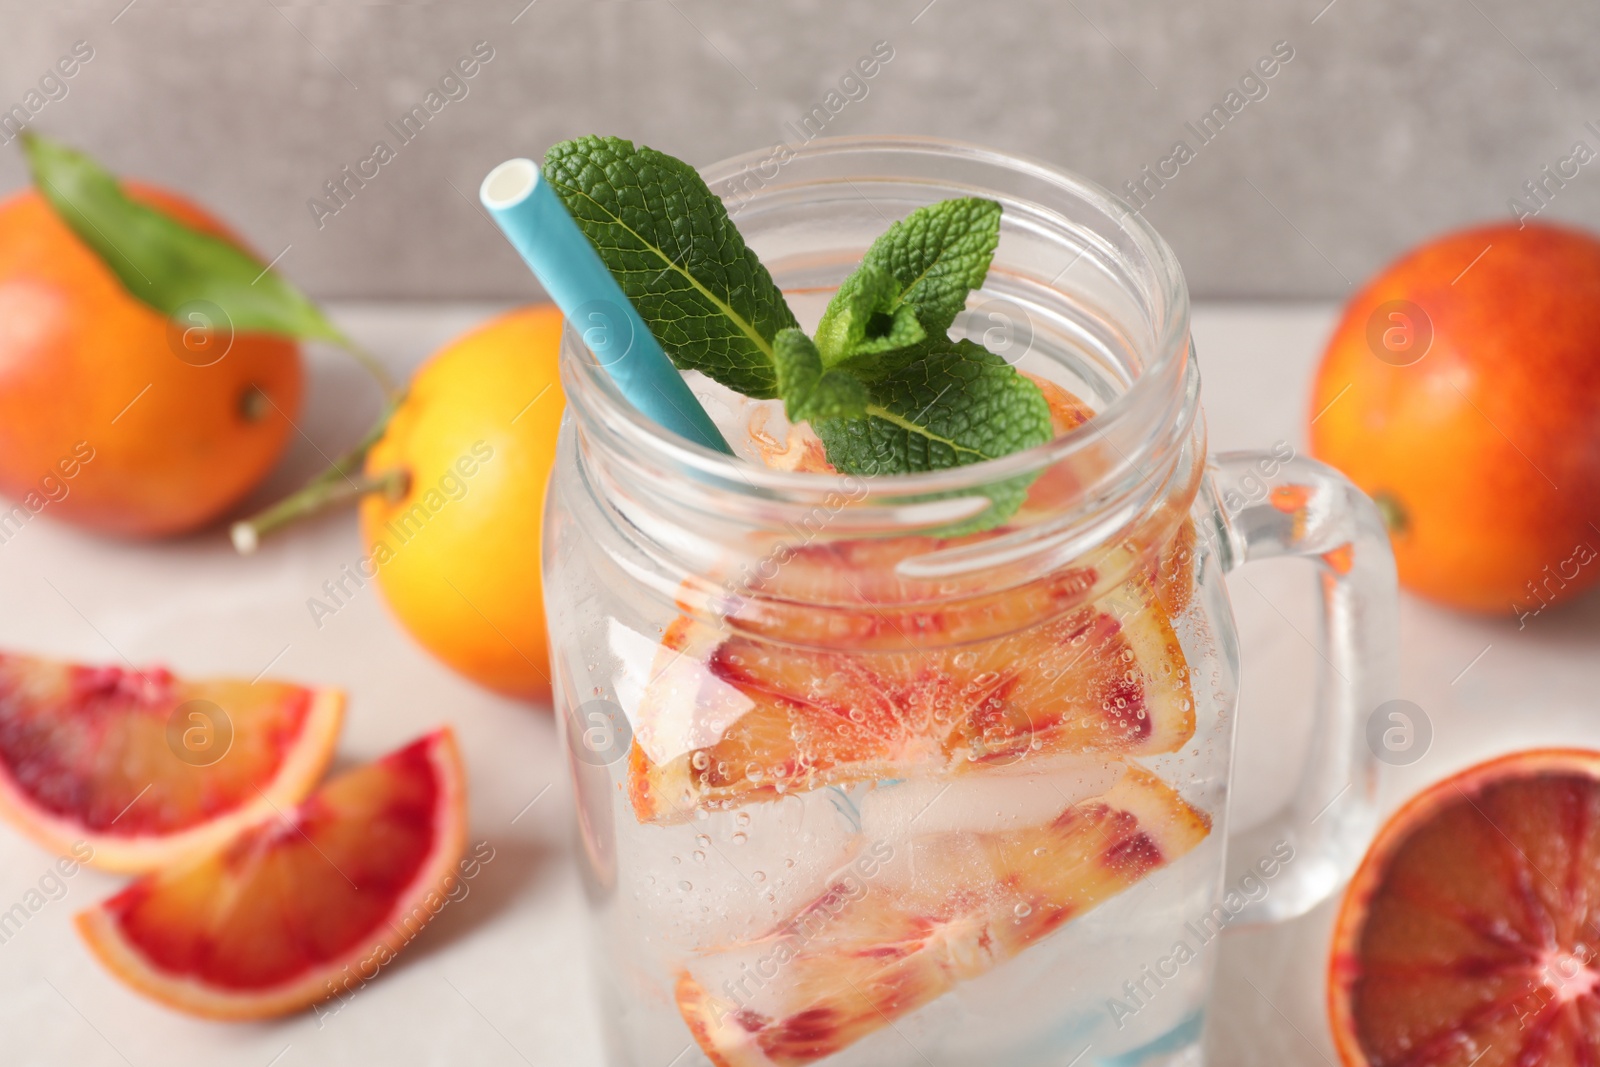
[20,132,344,343]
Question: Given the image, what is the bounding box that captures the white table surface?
[3,302,1596,1067]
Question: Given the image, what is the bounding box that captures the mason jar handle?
[1209,449,1399,925]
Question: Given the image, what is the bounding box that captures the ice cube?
[616,783,864,951]
[857,756,1127,840]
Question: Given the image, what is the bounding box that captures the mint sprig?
[546,137,1051,528]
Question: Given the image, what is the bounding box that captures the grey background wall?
[2,0,1595,300]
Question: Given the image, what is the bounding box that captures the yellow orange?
[359,305,564,699]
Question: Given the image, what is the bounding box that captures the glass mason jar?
[543,137,1398,1067]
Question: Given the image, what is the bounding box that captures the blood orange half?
[1329,748,1600,1066]
[76,728,467,1020]
[677,765,1211,1066]
[0,653,343,872]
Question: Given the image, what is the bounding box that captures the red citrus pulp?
[76,728,467,1020]
[1330,749,1600,1066]
[0,652,342,872]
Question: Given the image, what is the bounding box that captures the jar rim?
[561,134,1194,507]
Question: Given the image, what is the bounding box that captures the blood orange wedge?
[676,765,1210,1067]
[0,653,343,872]
[75,728,467,1020]
[627,573,1193,824]
[1329,749,1600,1067]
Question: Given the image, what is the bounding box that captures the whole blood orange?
[76,728,467,1020]
[359,305,563,700]
[1309,222,1600,615]
[0,651,343,872]
[0,185,303,537]
[1329,749,1600,1066]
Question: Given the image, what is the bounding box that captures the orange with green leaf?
[0,134,563,698]
[0,136,354,536]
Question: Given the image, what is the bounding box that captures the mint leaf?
[814,339,1050,527]
[816,338,1050,470]
[855,197,1001,336]
[812,263,924,374]
[543,136,798,399]
[22,132,343,342]
[772,329,868,423]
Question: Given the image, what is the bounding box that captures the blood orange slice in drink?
[76,728,467,1020]
[0,653,343,872]
[1329,749,1600,1066]
[627,571,1193,824]
[676,765,1210,1066]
